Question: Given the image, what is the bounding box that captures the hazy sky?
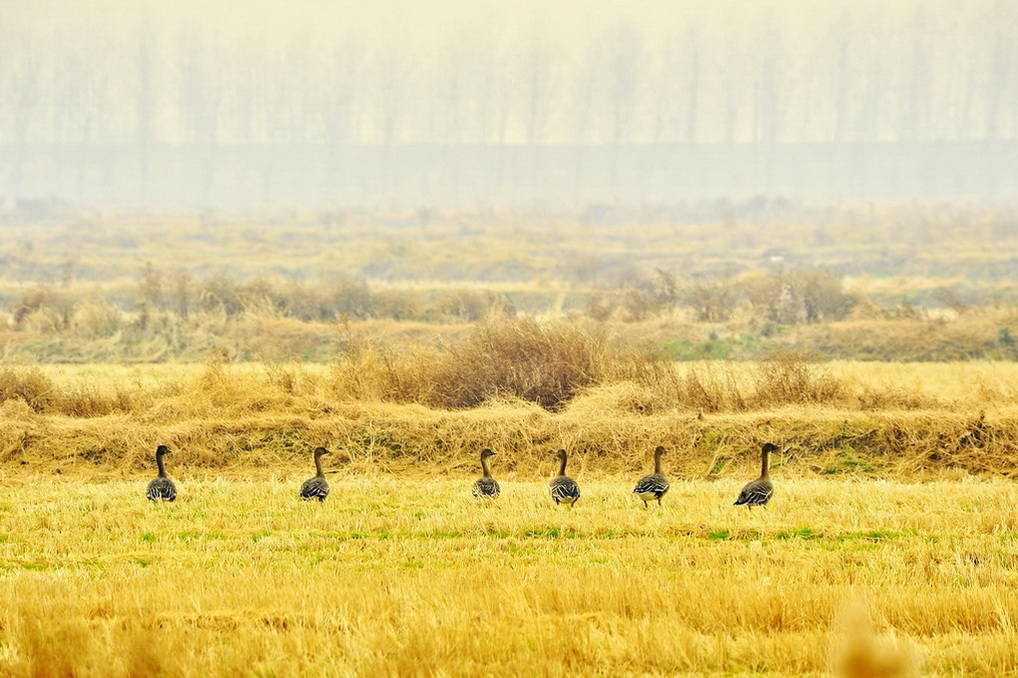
[3,0,1014,204]
[2,0,1011,145]
[4,0,954,48]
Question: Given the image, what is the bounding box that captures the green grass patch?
[821,446,877,475]
[838,529,904,542]
[659,339,734,361]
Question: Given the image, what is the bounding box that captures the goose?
[633,445,669,507]
[549,449,580,507]
[733,442,778,509]
[300,447,331,501]
[145,445,177,501]
[471,448,501,498]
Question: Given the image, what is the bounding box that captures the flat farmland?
[2,475,1018,676]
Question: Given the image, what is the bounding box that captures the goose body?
[633,445,669,507]
[300,447,331,501]
[472,448,501,498]
[734,442,777,509]
[549,449,580,506]
[146,445,177,501]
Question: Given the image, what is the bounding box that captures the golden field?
[1,358,1018,675]
[1,475,1017,676]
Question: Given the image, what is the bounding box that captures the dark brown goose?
[471,448,501,498]
[145,445,177,501]
[300,447,331,501]
[632,445,669,507]
[549,449,580,507]
[733,442,777,509]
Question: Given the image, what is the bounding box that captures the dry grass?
[1,475,1017,676]
[5,358,1018,478]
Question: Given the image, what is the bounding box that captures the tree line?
[1,2,1016,148]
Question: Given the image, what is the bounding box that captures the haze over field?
[3,0,1017,204]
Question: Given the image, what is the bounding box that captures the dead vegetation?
[3,205,1018,362]
[2,335,1018,479]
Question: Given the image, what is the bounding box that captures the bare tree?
[371,48,412,146]
[983,1,1018,139]
[134,22,156,200]
[682,28,701,144]
[604,26,642,145]
[896,6,933,142]
[3,31,43,193]
[517,36,555,145]
[176,27,223,203]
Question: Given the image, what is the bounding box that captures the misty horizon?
[2,0,1017,206]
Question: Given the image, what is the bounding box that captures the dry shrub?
[683,272,737,322]
[743,267,855,325]
[431,289,500,322]
[11,285,76,331]
[424,318,650,411]
[373,289,425,320]
[0,363,137,419]
[70,299,123,338]
[854,385,941,411]
[566,382,660,417]
[320,324,851,415]
[264,361,300,394]
[0,366,57,412]
[329,348,433,404]
[673,362,749,412]
[0,397,39,463]
[57,388,137,418]
[311,317,673,412]
[583,291,619,321]
[753,351,842,407]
